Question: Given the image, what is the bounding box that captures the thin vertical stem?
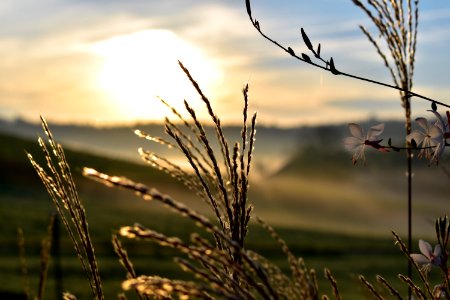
[405,93,413,298]
[52,215,63,299]
[407,151,412,298]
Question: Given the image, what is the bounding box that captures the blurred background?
[1,0,450,299]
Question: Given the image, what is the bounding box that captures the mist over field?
[2,116,448,236]
[0,116,412,171]
[1,114,449,299]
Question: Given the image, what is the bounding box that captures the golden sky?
[2,1,450,127]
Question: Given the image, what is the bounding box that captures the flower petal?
[428,110,446,130]
[348,123,364,139]
[431,143,445,163]
[418,240,433,258]
[432,244,442,265]
[433,244,442,257]
[415,117,430,131]
[407,131,425,145]
[352,145,366,164]
[410,254,430,265]
[429,124,444,141]
[367,123,384,141]
[343,137,362,151]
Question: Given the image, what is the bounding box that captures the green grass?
[0,131,444,299]
[0,211,411,299]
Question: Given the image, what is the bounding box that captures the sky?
[2,0,450,127]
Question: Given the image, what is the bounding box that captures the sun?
[90,29,223,121]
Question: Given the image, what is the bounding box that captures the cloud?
[325,98,402,111]
[1,1,449,126]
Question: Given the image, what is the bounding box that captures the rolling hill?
[1,120,449,299]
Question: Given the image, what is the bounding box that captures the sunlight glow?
[90,29,223,121]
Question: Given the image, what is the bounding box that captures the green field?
[1,131,447,299]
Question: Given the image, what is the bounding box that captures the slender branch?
[244,0,450,109]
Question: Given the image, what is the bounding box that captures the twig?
[244,0,450,109]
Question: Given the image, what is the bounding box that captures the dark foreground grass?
[1,205,409,299]
[0,130,428,299]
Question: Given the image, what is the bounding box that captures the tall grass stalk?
[29,61,348,298]
[28,54,450,298]
[80,59,294,297]
[351,0,419,290]
[27,117,104,300]
[17,227,30,300]
[37,214,56,300]
[17,214,56,300]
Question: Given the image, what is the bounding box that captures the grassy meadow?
[1,128,448,299]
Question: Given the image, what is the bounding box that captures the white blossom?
[410,239,442,273]
[344,123,385,164]
[407,113,446,164]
